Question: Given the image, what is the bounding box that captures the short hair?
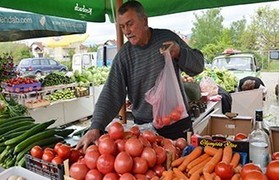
[118,0,146,18]
[241,80,256,91]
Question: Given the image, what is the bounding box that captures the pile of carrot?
[161,145,242,180]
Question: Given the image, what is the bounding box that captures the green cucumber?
[0,116,34,127]
[0,130,26,142]
[0,121,35,136]
[55,128,75,138]
[0,123,37,137]
[4,119,56,146]
[17,155,26,167]
[14,128,57,153]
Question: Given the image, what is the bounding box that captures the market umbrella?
[0,11,87,42]
[44,34,89,48]
[0,0,276,23]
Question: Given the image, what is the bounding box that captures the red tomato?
[142,130,157,143]
[272,152,279,160]
[44,147,55,155]
[125,137,143,157]
[266,160,279,180]
[51,156,63,165]
[57,144,71,160]
[69,149,81,164]
[153,165,165,177]
[240,163,262,178]
[114,151,133,174]
[141,146,157,168]
[215,161,234,179]
[243,170,268,180]
[84,150,100,169]
[85,144,99,153]
[108,121,125,140]
[153,145,167,165]
[129,126,140,137]
[96,154,115,174]
[170,110,181,121]
[85,169,103,180]
[132,157,148,174]
[69,162,89,180]
[54,142,63,154]
[98,137,117,155]
[234,133,248,141]
[42,151,55,162]
[175,137,188,150]
[119,173,136,180]
[103,172,119,180]
[115,139,126,152]
[145,170,156,179]
[162,116,171,126]
[30,145,43,159]
[134,174,146,180]
[138,135,151,147]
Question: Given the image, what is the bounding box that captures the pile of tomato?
[69,122,188,180]
[4,77,39,86]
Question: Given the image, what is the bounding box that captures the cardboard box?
[191,114,253,164]
[269,126,279,153]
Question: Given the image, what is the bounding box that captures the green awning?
[0,11,87,42]
[0,0,276,22]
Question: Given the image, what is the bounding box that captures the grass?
[262,60,279,72]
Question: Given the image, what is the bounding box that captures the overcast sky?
[84,1,279,45]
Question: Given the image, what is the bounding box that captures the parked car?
[211,49,261,80]
[16,57,68,77]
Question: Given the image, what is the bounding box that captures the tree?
[228,18,247,49]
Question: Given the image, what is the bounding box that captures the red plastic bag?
[145,44,188,129]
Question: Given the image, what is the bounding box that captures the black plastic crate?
[25,154,64,180]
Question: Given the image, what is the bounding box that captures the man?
[76,1,204,151]
[238,76,267,100]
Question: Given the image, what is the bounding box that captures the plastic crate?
[25,154,64,180]
[2,82,42,93]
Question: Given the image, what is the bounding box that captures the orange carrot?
[214,175,221,180]
[171,156,186,167]
[230,152,241,168]
[178,146,203,171]
[173,168,188,180]
[203,172,213,180]
[188,156,212,176]
[187,153,210,170]
[163,170,174,180]
[231,173,241,180]
[189,171,200,180]
[204,146,218,156]
[203,148,223,173]
[233,164,242,174]
[200,175,205,180]
[222,146,233,164]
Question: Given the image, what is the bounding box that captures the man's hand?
[76,129,101,153]
[162,41,181,60]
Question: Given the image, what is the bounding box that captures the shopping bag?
[145,43,188,129]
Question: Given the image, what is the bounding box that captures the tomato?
[30,145,43,159]
[146,170,156,179]
[54,142,63,154]
[138,135,151,147]
[153,165,165,177]
[85,169,103,180]
[86,144,99,153]
[69,162,89,180]
[84,150,100,169]
[132,157,148,174]
[69,149,81,164]
[141,146,157,168]
[162,116,171,126]
[134,174,146,180]
[153,145,167,165]
[103,172,119,180]
[119,173,136,180]
[272,152,279,160]
[114,151,133,174]
[142,130,157,143]
[266,160,279,180]
[97,154,115,174]
[108,121,125,140]
[129,126,140,137]
[57,144,71,160]
[240,163,262,178]
[243,170,268,180]
[51,156,63,165]
[44,147,55,155]
[175,137,188,150]
[170,110,181,121]
[215,161,233,179]
[234,133,248,141]
[125,137,144,157]
[98,137,117,155]
[115,139,126,152]
[42,151,55,162]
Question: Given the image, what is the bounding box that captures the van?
[72,52,96,72]
[96,45,117,67]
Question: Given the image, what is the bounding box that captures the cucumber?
[0,121,35,136]
[0,130,26,142]
[15,135,64,162]
[17,155,26,167]
[0,116,34,127]
[55,128,75,138]
[4,119,56,146]
[0,123,37,137]
[14,128,57,153]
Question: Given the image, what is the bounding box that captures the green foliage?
[61,61,72,71]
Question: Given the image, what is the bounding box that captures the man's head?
[118,1,150,46]
[241,79,256,91]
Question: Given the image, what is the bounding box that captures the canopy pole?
[115,0,127,124]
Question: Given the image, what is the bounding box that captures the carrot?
[188,156,212,176]
[231,173,241,180]
[204,146,218,156]
[200,175,205,180]
[203,172,213,180]
[214,175,221,180]
[189,171,200,180]
[173,168,188,180]
[230,152,241,168]
[187,153,210,170]
[221,146,233,164]
[163,170,174,180]
[150,176,159,180]
[178,146,203,171]
[233,164,242,174]
[203,148,223,173]
[171,156,186,167]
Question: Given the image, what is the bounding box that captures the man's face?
[118,9,149,46]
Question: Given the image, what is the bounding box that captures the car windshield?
[212,57,253,71]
